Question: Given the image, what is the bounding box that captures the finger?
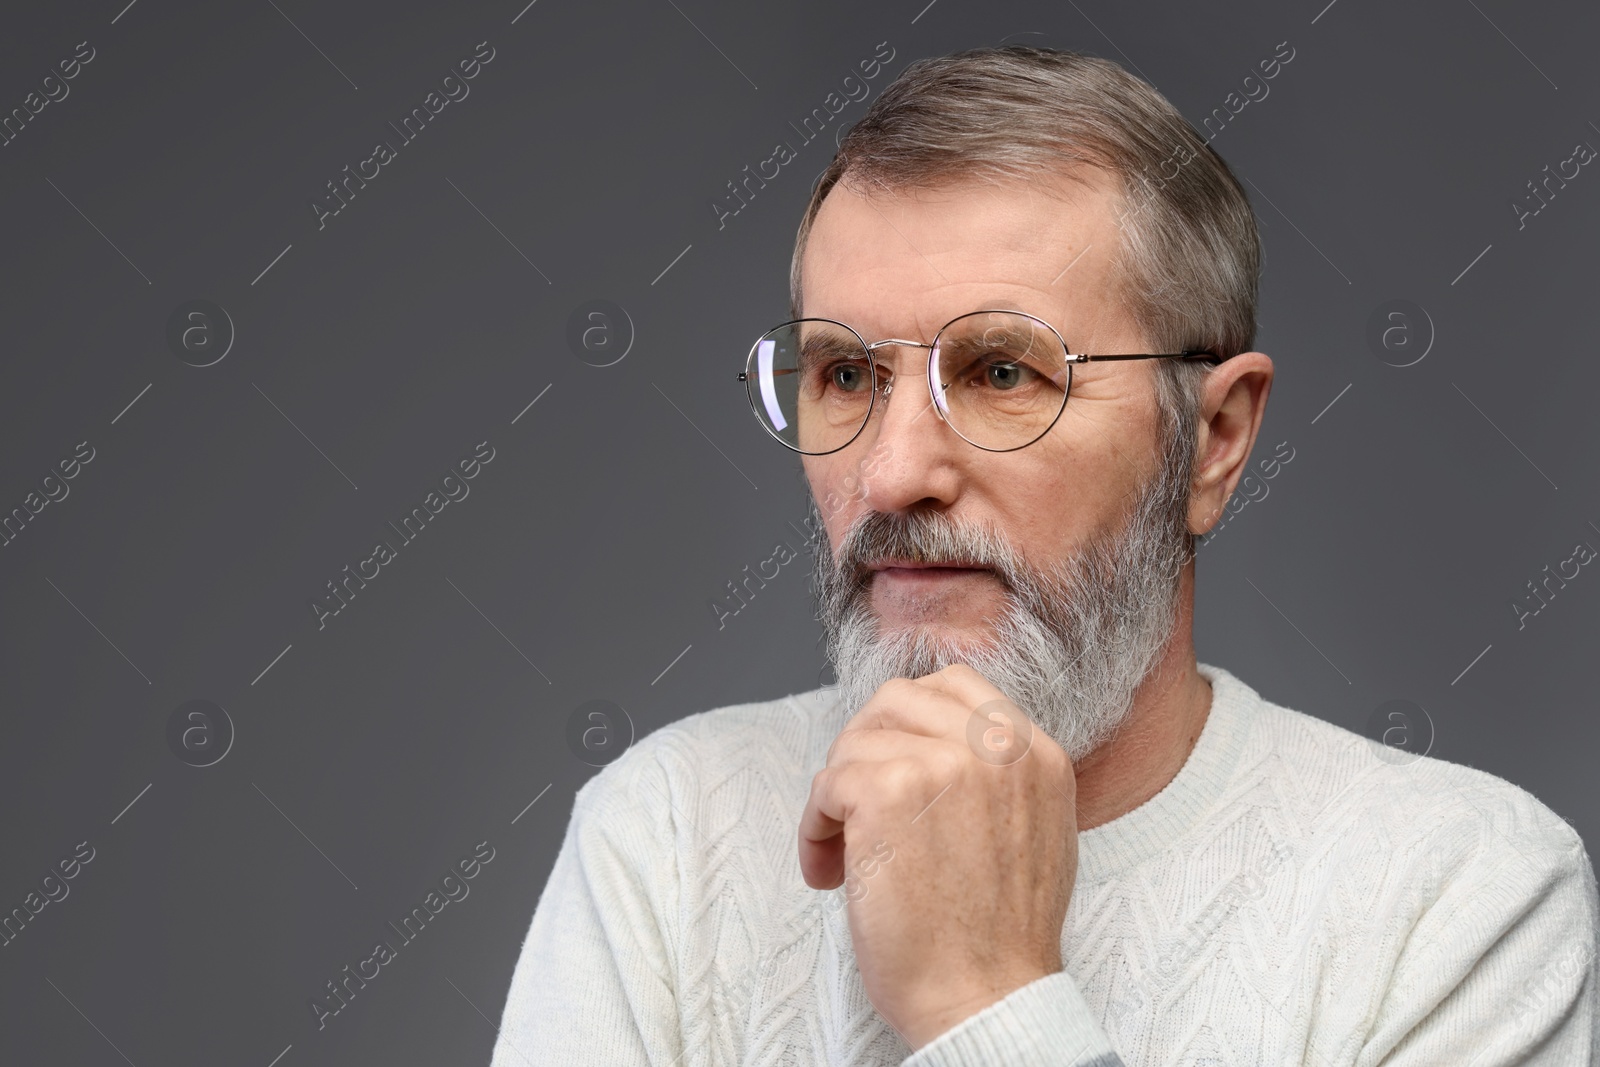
[823,728,961,776]
[835,667,997,745]
[797,769,847,889]
[798,758,914,889]
[832,665,1021,762]
[834,677,943,740]
[917,662,1017,717]
[797,834,845,891]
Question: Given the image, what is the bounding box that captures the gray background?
[1,0,1595,1063]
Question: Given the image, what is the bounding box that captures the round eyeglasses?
[736,309,1221,455]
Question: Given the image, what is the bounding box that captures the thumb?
[798,803,846,889]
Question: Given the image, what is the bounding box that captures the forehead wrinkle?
[803,174,1132,354]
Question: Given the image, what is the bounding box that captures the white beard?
[806,445,1193,763]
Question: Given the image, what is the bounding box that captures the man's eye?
[982,359,1037,390]
[831,362,870,391]
[954,354,1045,391]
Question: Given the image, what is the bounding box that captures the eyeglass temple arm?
[1074,351,1222,364]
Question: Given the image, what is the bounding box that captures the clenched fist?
[798,663,1080,1050]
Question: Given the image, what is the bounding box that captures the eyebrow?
[796,333,870,367]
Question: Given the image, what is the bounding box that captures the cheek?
[801,457,825,499]
[1057,381,1163,469]
[1001,436,1129,554]
[805,459,857,519]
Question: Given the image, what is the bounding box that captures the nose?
[855,343,965,512]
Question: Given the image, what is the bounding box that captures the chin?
[877,616,1004,652]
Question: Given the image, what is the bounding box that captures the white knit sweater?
[490,662,1598,1066]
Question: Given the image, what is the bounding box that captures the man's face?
[798,169,1195,761]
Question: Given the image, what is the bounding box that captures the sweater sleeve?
[1356,807,1600,1067]
[489,756,683,1067]
[899,969,1125,1067]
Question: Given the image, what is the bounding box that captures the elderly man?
[491,46,1597,1066]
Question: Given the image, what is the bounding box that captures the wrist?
[898,968,1056,1051]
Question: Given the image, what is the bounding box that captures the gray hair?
[789,45,1262,543]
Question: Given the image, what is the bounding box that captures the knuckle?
[825,730,858,766]
[883,757,922,797]
[877,677,919,700]
[935,744,968,781]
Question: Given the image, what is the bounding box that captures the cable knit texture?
[491,662,1599,1066]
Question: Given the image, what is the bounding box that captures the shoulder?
[1221,667,1592,900]
[1237,686,1599,1057]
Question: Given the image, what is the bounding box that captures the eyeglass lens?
[746,311,1072,454]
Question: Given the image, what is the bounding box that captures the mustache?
[829,509,1024,589]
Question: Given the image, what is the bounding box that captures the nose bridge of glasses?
[863,337,933,391]
[859,339,952,437]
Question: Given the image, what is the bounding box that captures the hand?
[798,663,1079,1050]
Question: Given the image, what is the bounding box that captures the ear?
[1188,351,1274,536]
